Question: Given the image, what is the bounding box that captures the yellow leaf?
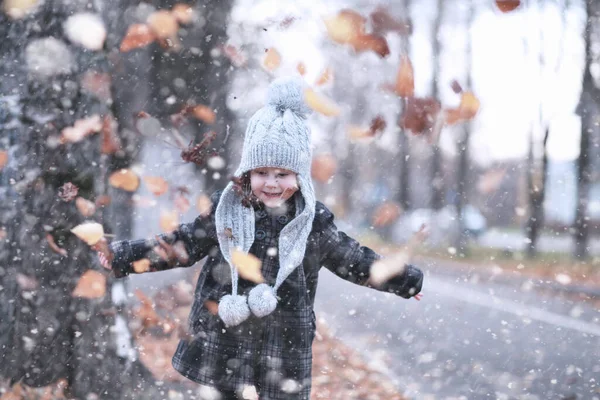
[109,169,140,192]
[304,88,341,117]
[196,194,213,217]
[61,115,102,143]
[71,222,104,246]
[133,258,151,273]
[75,197,96,217]
[160,209,179,232]
[232,249,264,283]
[147,10,179,39]
[324,9,365,45]
[263,48,281,71]
[72,270,106,299]
[143,176,169,196]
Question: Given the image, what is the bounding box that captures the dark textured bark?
[525,128,550,259]
[397,0,412,211]
[573,0,600,260]
[430,0,444,211]
[0,2,158,398]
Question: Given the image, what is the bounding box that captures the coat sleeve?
[109,190,222,278]
[315,202,423,299]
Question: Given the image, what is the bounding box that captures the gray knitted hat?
[215,77,316,327]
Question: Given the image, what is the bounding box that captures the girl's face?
[250,167,299,208]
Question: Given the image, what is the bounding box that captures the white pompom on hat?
[214,77,316,327]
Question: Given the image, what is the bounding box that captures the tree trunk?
[573,0,600,260]
[398,0,412,211]
[525,127,549,259]
[430,0,444,211]
[0,2,160,398]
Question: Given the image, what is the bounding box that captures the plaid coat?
[110,190,423,399]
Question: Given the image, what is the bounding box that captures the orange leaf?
[191,105,216,124]
[61,115,102,143]
[109,169,140,192]
[315,67,333,86]
[147,10,179,39]
[351,34,390,57]
[232,249,264,283]
[204,300,219,315]
[196,194,212,217]
[223,44,247,67]
[143,176,169,196]
[371,202,403,227]
[304,88,341,117]
[297,62,307,76]
[101,114,121,155]
[370,7,411,36]
[70,222,104,246]
[0,150,7,171]
[395,55,414,98]
[72,270,106,299]
[263,47,281,71]
[133,258,151,273]
[311,154,337,183]
[75,197,96,217]
[324,9,366,45]
[347,125,373,141]
[171,3,193,24]
[495,0,521,12]
[160,209,179,232]
[120,24,156,52]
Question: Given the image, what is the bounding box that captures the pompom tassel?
[248,284,278,318]
[218,294,250,327]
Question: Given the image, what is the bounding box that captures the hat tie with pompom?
[214,77,316,327]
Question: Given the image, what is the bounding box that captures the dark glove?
[381,264,423,299]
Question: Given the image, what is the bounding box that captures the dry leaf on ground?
[73,270,106,299]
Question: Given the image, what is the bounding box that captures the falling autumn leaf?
[147,10,179,40]
[370,7,411,36]
[143,176,169,196]
[370,115,387,135]
[495,0,521,13]
[75,197,96,217]
[61,115,102,143]
[204,300,219,315]
[223,44,248,67]
[134,289,161,330]
[3,0,38,20]
[232,249,264,283]
[72,270,107,299]
[351,34,390,58]
[196,194,212,217]
[58,182,79,202]
[0,150,7,171]
[311,154,338,183]
[109,169,140,192]
[101,114,121,155]
[191,105,216,124]
[369,224,428,286]
[171,3,193,24]
[347,125,373,141]
[120,23,156,52]
[71,222,105,246]
[400,97,442,135]
[304,88,341,117]
[95,194,111,207]
[297,62,307,76]
[395,55,414,98]
[160,209,179,233]
[315,67,333,86]
[263,47,281,71]
[372,202,403,227]
[133,258,151,273]
[174,192,191,213]
[450,79,463,94]
[324,9,366,45]
[445,91,480,125]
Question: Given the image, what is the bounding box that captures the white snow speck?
[555,273,572,285]
[26,37,75,79]
[64,13,107,51]
[207,156,226,170]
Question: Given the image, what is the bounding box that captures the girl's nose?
[265,176,277,187]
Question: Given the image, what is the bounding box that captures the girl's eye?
[257,171,267,176]
[277,174,288,178]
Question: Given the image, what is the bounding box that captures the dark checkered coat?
[110,190,423,399]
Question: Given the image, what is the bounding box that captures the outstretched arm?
[317,203,423,299]
[98,191,222,278]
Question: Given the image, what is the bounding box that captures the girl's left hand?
[413,293,423,301]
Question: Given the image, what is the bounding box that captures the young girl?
[97,77,423,400]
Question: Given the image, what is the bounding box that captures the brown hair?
[231,172,261,208]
